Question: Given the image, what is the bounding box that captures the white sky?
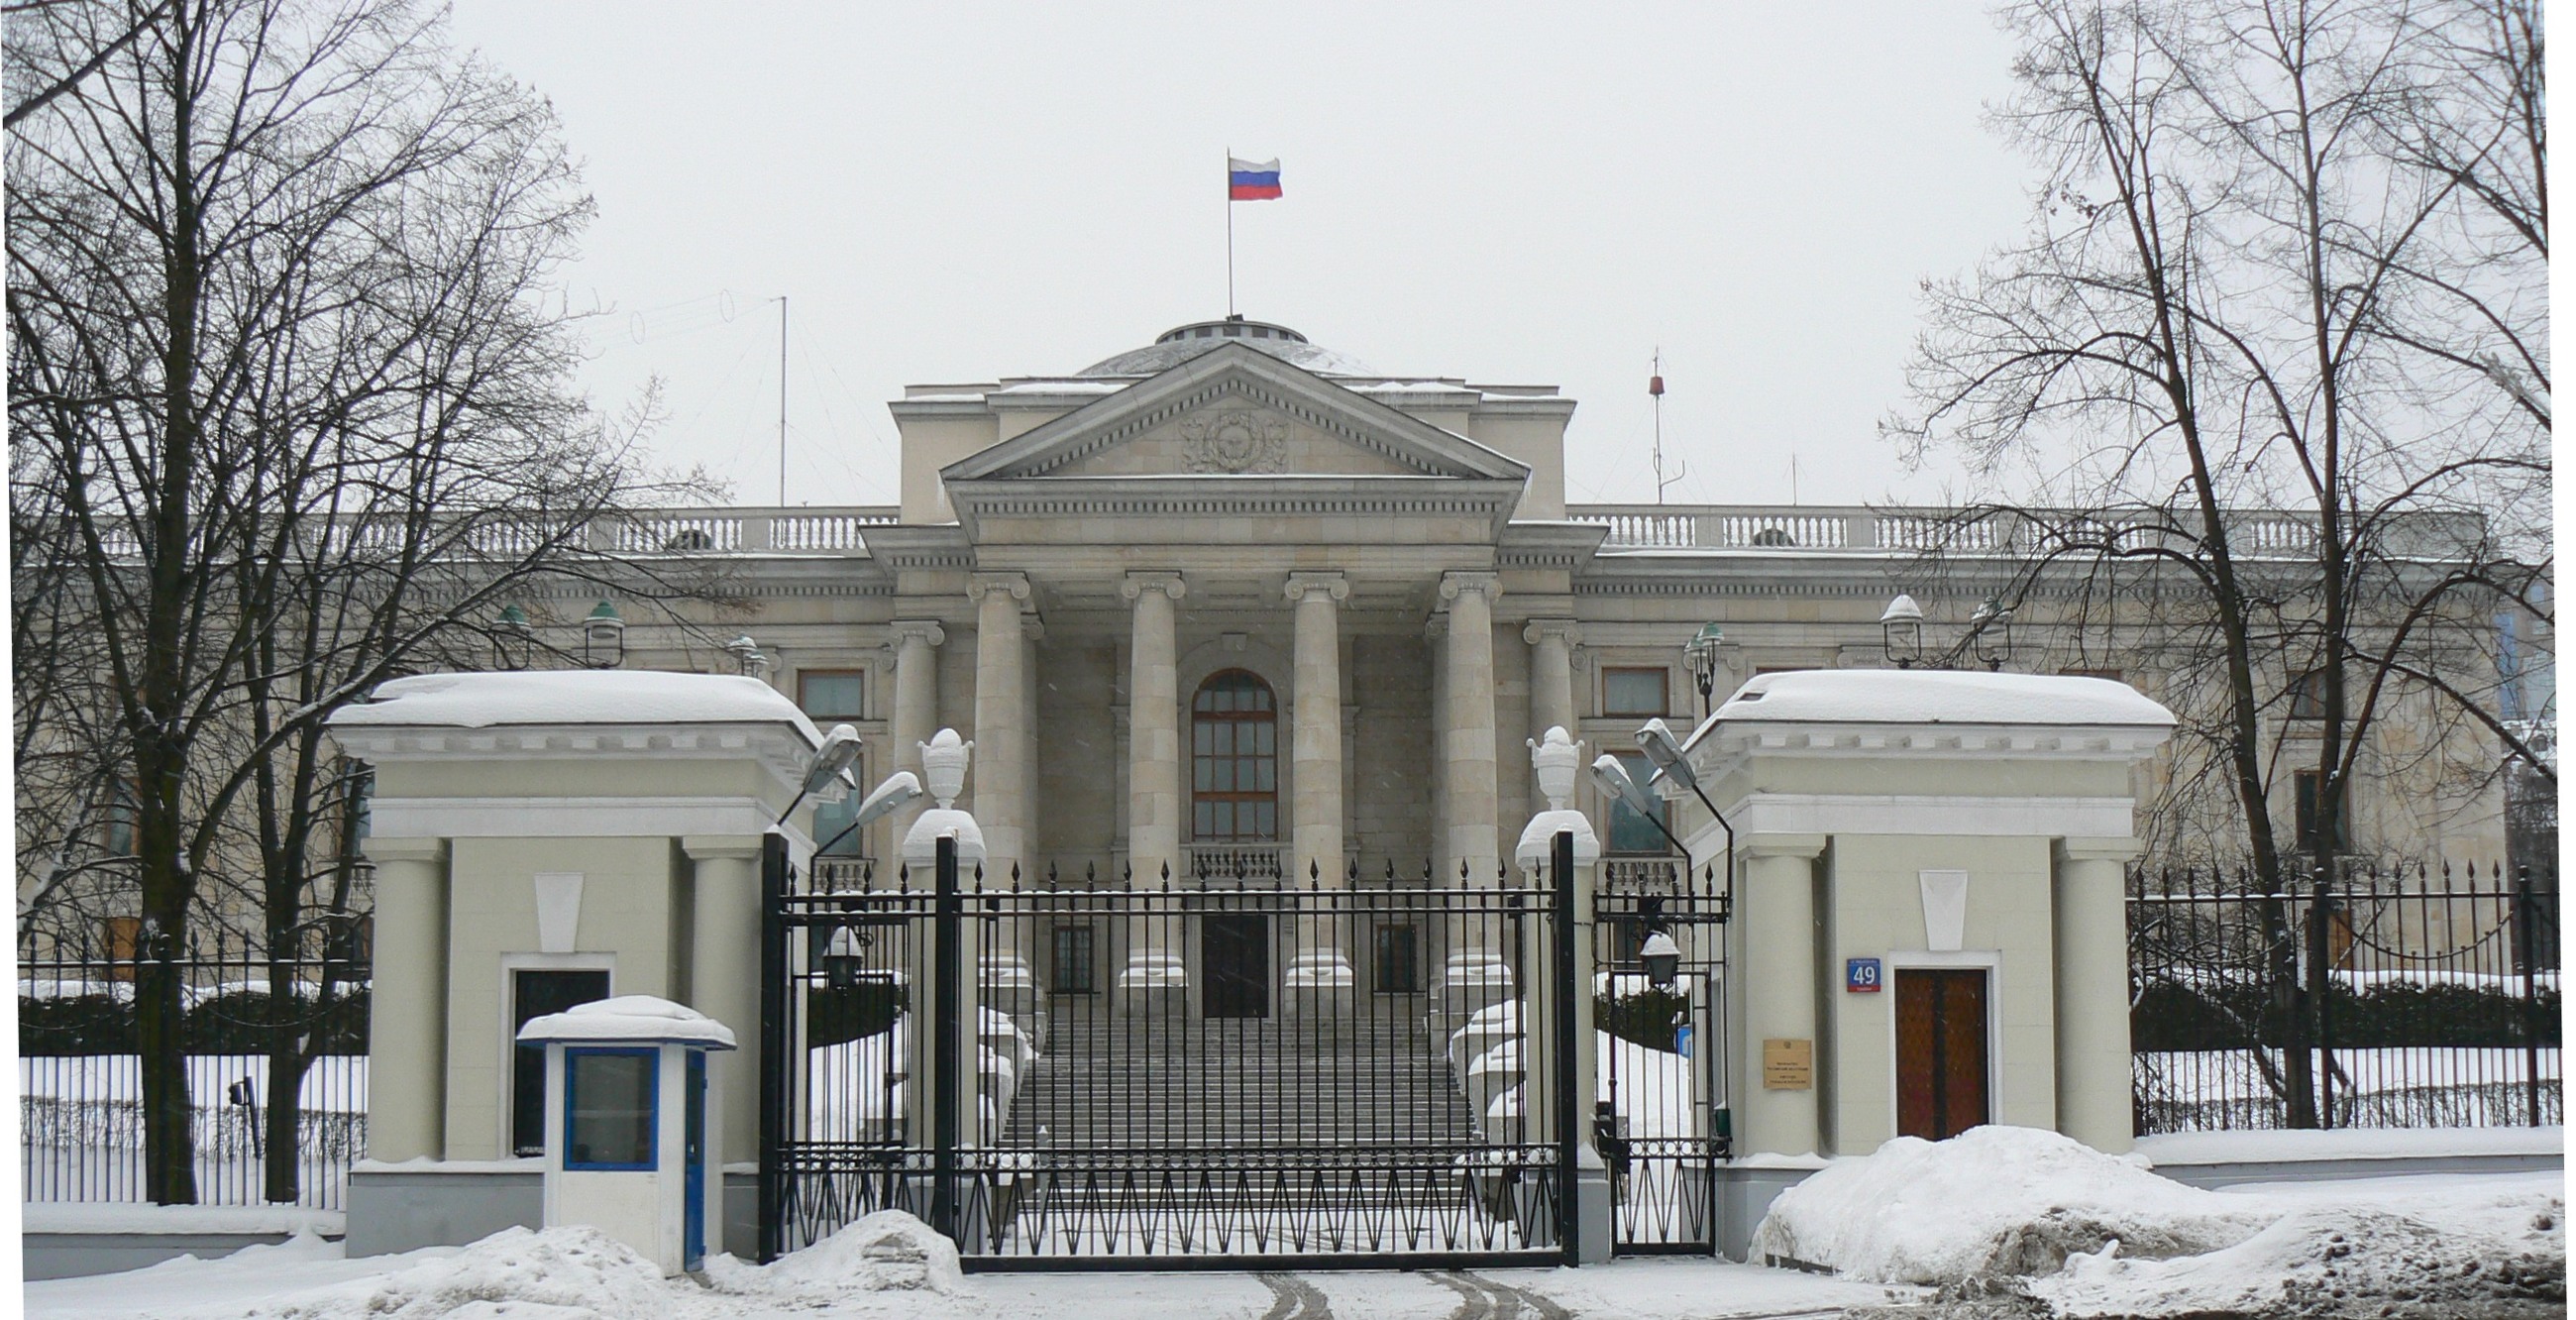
[445,2,2035,509]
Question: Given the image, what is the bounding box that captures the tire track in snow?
[1256,1270,1333,1320]
[1429,1269,1572,1320]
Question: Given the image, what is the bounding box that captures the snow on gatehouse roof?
[332,670,826,744]
[1709,668,2176,729]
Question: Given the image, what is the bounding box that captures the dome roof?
[1078,318,1376,378]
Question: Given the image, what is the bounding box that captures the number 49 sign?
[1846,957,1883,993]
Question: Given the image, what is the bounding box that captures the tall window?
[513,968,610,1155]
[1603,668,1668,718]
[2289,671,2332,720]
[1052,925,1097,996]
[800,671,868,854]
[1192,670,1278,841]
[1605,751,1672,854]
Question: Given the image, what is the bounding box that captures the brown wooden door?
[1894,968,1988,1141]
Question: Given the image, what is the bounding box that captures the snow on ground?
[23,1215,1904,1320]
[22,1202,344,1236]
[1755,1126,2565,1318]
[1753,1127,2273,1284]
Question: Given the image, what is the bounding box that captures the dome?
[1078,317,1376,378]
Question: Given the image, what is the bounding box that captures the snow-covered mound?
[254,1226,672,1320]
[705,1210,963,1301]
[1751,1126,2272,1286]
[2034,1180,2566,1318]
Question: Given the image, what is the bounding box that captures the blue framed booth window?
[564,1046,658,1170]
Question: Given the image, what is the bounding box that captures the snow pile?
[708,1211,963,1300]
[2035,1181,2566,1318]
[1751,1127,2272,1287]
[252,1226,673,1320]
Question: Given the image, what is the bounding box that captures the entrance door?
[1894,968,1988,1141]
[1202,914,1270,1019]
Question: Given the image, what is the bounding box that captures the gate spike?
[1347,857,1359,885]
[1011,860,1021,891]
[897,863,910,892]
[973,862,985,886]
[1085,860,1096,886]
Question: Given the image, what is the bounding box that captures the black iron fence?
[2129,860,2560,1133]
[19,916,372,1209]
[762,840,1599,1268]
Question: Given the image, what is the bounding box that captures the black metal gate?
[1594,857,1731,1255]
[759,834,1584,1269]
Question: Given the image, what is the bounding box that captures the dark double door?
[1894,968,1989,1141]
[1201,913,1269,1019]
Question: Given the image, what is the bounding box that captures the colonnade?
[878,572,1592,888]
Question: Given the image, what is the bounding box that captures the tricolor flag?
[1229,157,1282,201]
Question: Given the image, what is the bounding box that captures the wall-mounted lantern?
[724,633,767,679]
[1681,622,1727,715]
[1880,593,2015,672]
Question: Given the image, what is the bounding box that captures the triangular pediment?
[940,343,1531,485]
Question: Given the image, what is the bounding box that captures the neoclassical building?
[585,316,2513,892]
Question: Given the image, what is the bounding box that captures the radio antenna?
[1651,350,1685,504]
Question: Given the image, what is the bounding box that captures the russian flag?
[1229,157,1282,201]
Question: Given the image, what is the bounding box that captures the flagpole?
[1225,148,1235,316]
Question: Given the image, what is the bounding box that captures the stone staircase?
[999,1005,1478,1151]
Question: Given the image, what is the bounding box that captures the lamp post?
[1969,598,2014,672]
[1879,595,1926,669]
[1682,622,1726,716]
[581,600,626,669]
[725,633,768,679]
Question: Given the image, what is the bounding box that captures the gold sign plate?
[1763,1037,1814,1090]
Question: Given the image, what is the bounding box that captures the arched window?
[1191,670,1278,841]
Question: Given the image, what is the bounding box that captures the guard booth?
[518,996,737,1274]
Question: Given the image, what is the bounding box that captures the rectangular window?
[1052,925,1097,996]
[1374,924,1421,994]
[2289,671,2331,720]
[564,1047,657,1170]
[2294,771,2349,852]
[513,968,611,1156]
[1606,751,1672,854]
[798,670,866,721]
[1603,668,1668,718]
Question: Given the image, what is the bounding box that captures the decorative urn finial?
[1527,724,1583,811]
[918,728,972,808]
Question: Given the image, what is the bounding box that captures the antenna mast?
[776,295,790,506]
[1651,350,1685,504]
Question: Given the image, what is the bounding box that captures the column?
[1286,572,1352,1005]
[1120,571,1187,1004]
[1286,573,1349,880]
[684,835,764,1168]
[2055,838,2142,1153]
[363,836,448,1162]
[1523,619,1580,747]
[885,620,945,860]
[1439,571,1502,882]
[967,573,1029,869]
[1737,833,1825,1157]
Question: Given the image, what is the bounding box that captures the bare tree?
[7,0,700,1203]
[1888,0,2547,1126]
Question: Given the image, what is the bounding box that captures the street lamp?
[724,633,768,679]
[1879,595,1926,669]
[1970,597,2014,672]
[1682,622,1726,715]
[811,770,927,856]
[581,600,626,669]
[1635,717,1737,903]
[1878,593,2015,672]
[1638,929,1681,990]
[492,605,534,672]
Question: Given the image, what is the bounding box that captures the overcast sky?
[445,2,2036,509]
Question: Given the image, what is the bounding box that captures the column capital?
[1439,570,1502,605]
[1021,613,1047,642]
[888,619,947,649]
[1740,832,1829,861]
[1284,571,1348,605]
[1522,617,1582,646]
[1120,570,1188,603]
[1425,613,1449,641]
[681,834,767,862]
[362,835,449,864]
[2056,836,2145,864]
[967,571,1030,605]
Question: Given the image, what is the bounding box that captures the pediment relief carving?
[1178,410,1290,474]
[1046,396,1423,479]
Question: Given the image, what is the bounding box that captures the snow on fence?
[2129,859,2560,1133]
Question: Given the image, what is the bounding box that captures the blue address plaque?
[1846,957,1883,993]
